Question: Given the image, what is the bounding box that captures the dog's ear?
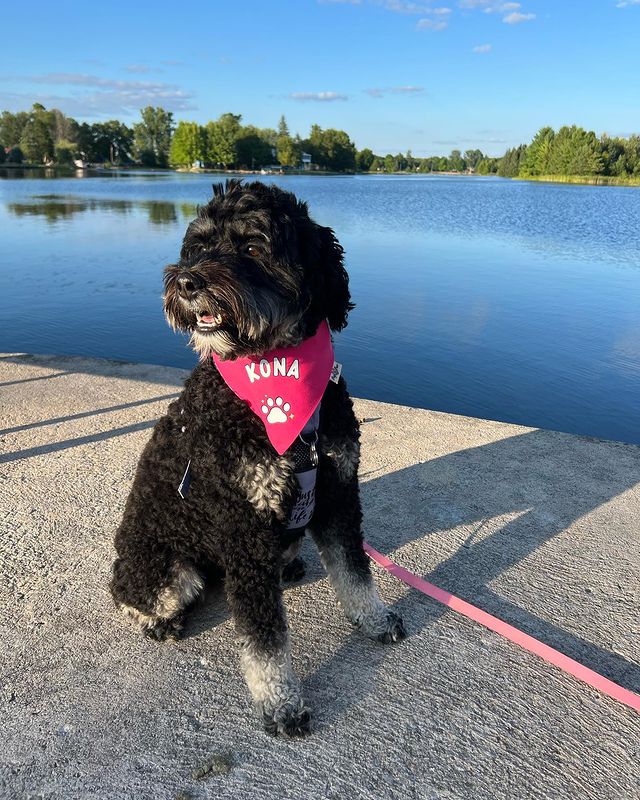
[314,224,354,332]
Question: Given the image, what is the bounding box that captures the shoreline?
[515,174,640,187]
[4,163,640,187]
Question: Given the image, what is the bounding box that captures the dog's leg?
[311,461,406,644]
[111,553,203,641]
[280,536,306,583]
[225,555,310,737]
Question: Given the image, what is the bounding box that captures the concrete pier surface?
[1,352,638,800]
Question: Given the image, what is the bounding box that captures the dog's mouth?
[195,311,224,332]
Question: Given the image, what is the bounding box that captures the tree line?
[4,105,637,179]
[497,125,640,180]
[0,103,498,174]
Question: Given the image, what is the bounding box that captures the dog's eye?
[245,245,261,258]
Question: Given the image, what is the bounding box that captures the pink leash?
[363,541,640,713]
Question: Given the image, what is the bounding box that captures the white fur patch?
[118,564,203,630]
[155,565,204,618]
[316,538,393,638]
[239,639,301,712]
[235,453,295,521]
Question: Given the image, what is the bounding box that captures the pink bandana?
[212,320,334,455]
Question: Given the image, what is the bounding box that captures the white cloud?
[1,73,197,115]
[383,1,437,12]
[459,0,521,10]
[290,91,348,101]
[365,85,425,96]
[124,65,153,74]
[503,10,535,23]
[17,73,182,92]
[616,1,640,7]
[416,17,448,29]
[473,43,492,52]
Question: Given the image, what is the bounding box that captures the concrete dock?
[1,352,638,800]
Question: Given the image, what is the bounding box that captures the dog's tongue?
[200,315,216,323]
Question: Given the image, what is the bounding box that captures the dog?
[110,179,406,737]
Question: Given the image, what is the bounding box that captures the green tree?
[476,157,498,175]
[464,149,484,170]
[205,113,242,167]
[356,147,375,172]
[0,111,30,149]
[497,144,527,177]
[20,105,54,163]
[54,140,76,165]
[236,125,274,168]
[275,115,298,167]
[75,123,97,161]
[623,134,640,176]
[600,134,626,176]
[133,106,174,167]
[520,126,555,175]
[304,125,356,171]
[50,108,79,147]
[448,149,466,172]
[92,120,133,163]
[170,121,206,167]
[565,128,603,175]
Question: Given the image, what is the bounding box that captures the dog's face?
[163,180,353,359]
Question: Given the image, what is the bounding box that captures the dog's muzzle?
[175,271,205,301]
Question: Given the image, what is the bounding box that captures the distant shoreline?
[516,174,640,188]
[4,163,640,188]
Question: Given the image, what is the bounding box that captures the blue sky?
[1,0,639,156]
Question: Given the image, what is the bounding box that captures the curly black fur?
[111,180,405,737]
[163,179,353,359]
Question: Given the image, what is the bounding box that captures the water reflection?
[0,167,167,180]
[5,195,198,225]
[2,171,640,444]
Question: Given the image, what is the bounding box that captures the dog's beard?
[164,271,306,360]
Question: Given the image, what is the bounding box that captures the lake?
[1,169,639,444]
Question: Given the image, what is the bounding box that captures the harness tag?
[178,460,192,499]
[330,361,342,384]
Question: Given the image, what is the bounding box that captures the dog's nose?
[176,272,205,300]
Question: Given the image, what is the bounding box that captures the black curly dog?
[110,180,406,737]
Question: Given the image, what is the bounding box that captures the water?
[1,169,639,444]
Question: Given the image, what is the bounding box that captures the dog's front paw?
[143,614,184,642]
[375,610,406,644]
[262,697,312,738]
[358,609,407,644]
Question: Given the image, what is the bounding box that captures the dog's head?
[163,179,353,359]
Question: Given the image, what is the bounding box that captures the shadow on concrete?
[0,419,158,464]
[0,370,79,388]
[0,393,179,437]
[0,353,189,387]
[306,429,640,728]
[180,428,640,727]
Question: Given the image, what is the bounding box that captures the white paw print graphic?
[261,396,291,424]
